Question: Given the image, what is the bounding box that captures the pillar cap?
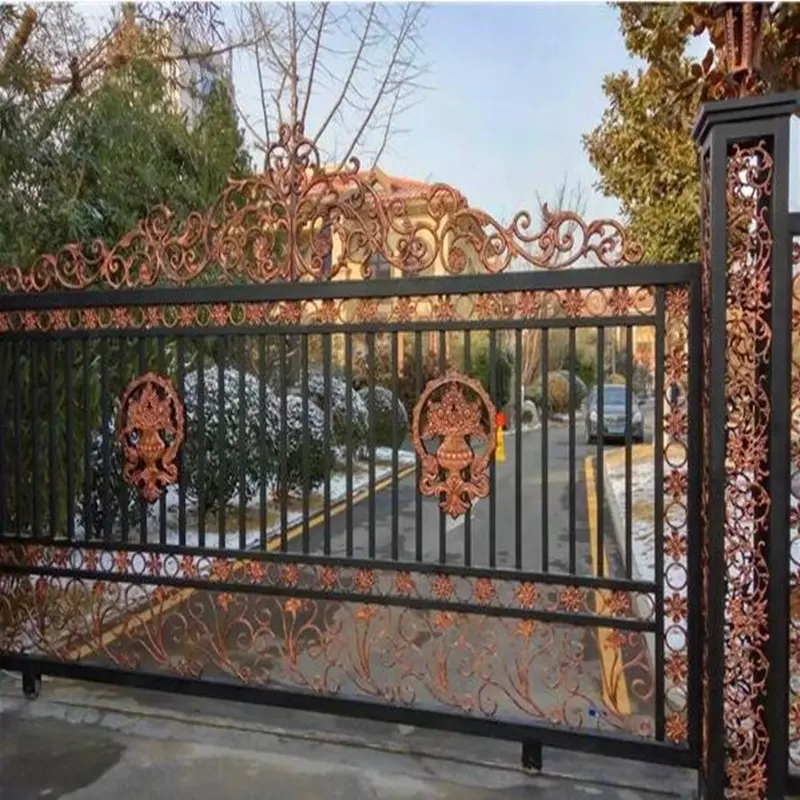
[692,90,800,145]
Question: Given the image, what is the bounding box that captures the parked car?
[583,384,644,444]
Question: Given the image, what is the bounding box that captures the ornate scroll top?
[0,123,643,294]
[117,373,185,503]
[412,371,497,519]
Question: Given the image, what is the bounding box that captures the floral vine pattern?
[0,287,659,336]
[663,286,690,745]
[790,235,800,774]
[0,543,655,624]
[0,543,658,736]
[0,124,644,294]
[721,141,773,797]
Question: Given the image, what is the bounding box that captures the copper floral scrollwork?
[412,370,497,519]
[117,373,185,503]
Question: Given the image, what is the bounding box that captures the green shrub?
[359,386,409,448]
[302,370,369,454]
[78,421,141,541]
[183,367,279,512]
[281,394,334,496]
[528,371,586,415]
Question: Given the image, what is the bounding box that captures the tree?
[0,59,250,267]
[235,3,429,168]
[0,12,252,540]
[583,3,799,263]
[0,3,253,267]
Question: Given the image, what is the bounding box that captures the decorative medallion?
[411,370,497,519]
[117,373,185,504]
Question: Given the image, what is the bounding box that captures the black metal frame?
[693,90,799,799]
[0,258,705,776]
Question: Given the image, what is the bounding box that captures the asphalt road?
[284,414,644,578]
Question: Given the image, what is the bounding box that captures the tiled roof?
[317,167,468,207]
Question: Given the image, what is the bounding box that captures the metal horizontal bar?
[0,563,655,631]
[789,212,800,235]
[0,655,696,768]
[0,315,662,341]
[0,538,657,594]
[0,262,700,311]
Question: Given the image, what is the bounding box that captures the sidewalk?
[0,674,696,799]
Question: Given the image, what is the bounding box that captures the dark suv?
[584,384,644,444]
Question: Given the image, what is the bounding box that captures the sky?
[229,1,651,224]
[77,2,797,221]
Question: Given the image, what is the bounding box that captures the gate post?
[692,91,798,798]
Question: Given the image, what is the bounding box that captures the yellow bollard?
[495,412,506,463]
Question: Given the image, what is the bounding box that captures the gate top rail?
[0,123,644,296]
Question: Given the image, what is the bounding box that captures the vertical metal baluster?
[13,340,23,537]
[197,338,206,548]
[138,337,147,544]
[654,293,666,741]
[323,333,332,556]
[217,337,227,549]
[625,326,634,578]
[367,331,376,559]
[176,337,186,547]
[48,339,57,538]
[488,330,497,567]
[157,336,167,545]
[541,329,549,572]
[65,339,75,541]
[391,331,399,561]
[438,331,447,563]
[279,335,288,551]
[463,330,472,566]
[238,335,247,550]
[258,335,267,549]
[100,337,111,541]
[83,339,93,542]
[302,334,310,554]
[414,331,423,562]
[119,337,130,544]
[345,332,354,557]
[568,327,577,574]
[596,328,605,578]
[515,328,523,570]
[0,342,6,536]
[31,341,40,538]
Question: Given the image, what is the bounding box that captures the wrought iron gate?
[0,126,703,776]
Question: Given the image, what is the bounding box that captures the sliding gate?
[0,126,701,772]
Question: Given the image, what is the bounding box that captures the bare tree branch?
[314,3,375,148]
[300,2,328,130]
[239,2,429,166]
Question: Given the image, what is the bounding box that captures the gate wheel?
[22,671,41,700]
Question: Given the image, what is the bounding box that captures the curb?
[600,458,656,676]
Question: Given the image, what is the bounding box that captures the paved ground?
[0,673,697,799]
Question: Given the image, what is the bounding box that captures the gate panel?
[0,268,700,766]
[0,127,702,769]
